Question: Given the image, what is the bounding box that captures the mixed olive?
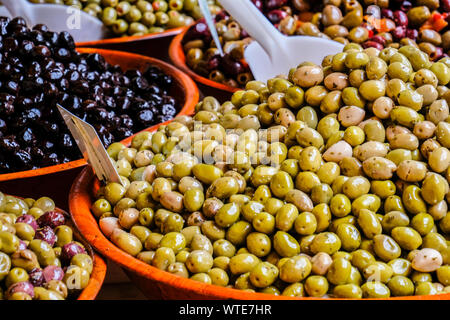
[94,44,450,298]
[182,0,450,89]
[0,18,179,174]
[27,0,221,37]
[0,193,94,300]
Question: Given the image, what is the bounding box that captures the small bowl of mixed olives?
[25,0,222,47]
[0,193,107,300]
[170,0,450,98]
[71,42,450,300]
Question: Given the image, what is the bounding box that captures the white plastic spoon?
[2,0,109,42]
[218,0,345,83]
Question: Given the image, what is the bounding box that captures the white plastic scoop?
[1,0,109,42]
[218,0,345,83]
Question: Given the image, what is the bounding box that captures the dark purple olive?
[371,35,386,46]
[42,266,64,283]
[393,10,408,27]
[391,26,406,40]
[406,28,418,40]
[266,0,287,10]
[400,0,412,12]
[35,226,57,246]
[443,0,450,12]
[267,9,288,24]
[36,210,66,229]
[251,0,264,11]
[6,281,34,299]
[381,9,394,20]
[16,215,38,232]
[362,40,384,50]
[221,55,245,76]
[61,242,86,262]
[28,268,45,287]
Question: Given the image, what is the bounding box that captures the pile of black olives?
[0,17,179,174]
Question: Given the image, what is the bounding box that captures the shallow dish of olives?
[71,42,450,299]
[0,193,107,300]
[169,25,243,102]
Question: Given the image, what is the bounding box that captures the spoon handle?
[198,0,224,56]
[2,0,32,25]
[218,0,284,58]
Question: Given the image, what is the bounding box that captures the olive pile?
[28,0,221,37]
[0,17,179,174]
[182,12,254,88]
[94,44,450,298]
[182,0,450,89]
[0,193,94,300]
[290,0,450,56]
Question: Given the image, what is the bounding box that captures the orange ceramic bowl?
[76,27,185,48]
[169,27,240,102]
[69,125,450,300]
[3,195,107,300]
[0,48,199,209]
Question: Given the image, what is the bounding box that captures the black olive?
[0,119,6,133]
[86,53,107,71]
[0,17,10,36]
[162,104,177,117]
[32,45,51,59]
[132,98,151,111]
[137,109,154,127]
[15,96,34,110]
[29,30,45,44]
[3,37,18,53]
[57,31,75,49]
[41,153,59,166]
[120,114,134,128]
[4,80,19,94]
[41,141,55,152]
[0,135,20,153]
[115,127,134,140]
[99,131,115,146]
[33,24,49,33]
[44,68,64,81]
[59,133,74,150]
[43,31,59,46]
[14,150,33,169]
[19,127,35,144]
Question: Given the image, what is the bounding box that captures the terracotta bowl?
[0,48,199,210]
[76,27,185,48]
[69,125,450,300]
[169,27,240,103]
[3,194,107,300]
[76,28,185,62]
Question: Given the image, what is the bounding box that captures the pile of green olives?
[0,193,94,300]
[28,0,222,36]
[96,44,450,298]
